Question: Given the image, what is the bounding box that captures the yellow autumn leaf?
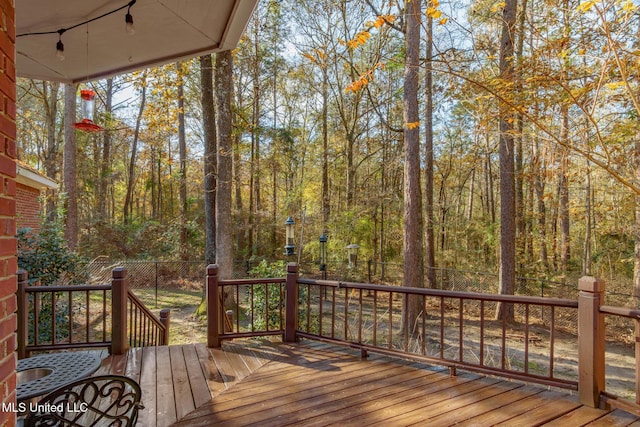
[605,81,626,89]
[433,0,440,6]
[302,52,317,63]
[439,17,448,24]
[577,0,596,12]
[406,121,421,130]
[621,0,636,12]
[491,1,506,12]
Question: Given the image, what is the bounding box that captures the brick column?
[0,1,17,426]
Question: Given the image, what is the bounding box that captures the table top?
[17,352,102,401]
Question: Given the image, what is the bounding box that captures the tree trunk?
[584,159,592,276]
[403,0,424,335]
[63,83,78,251]
[177,62,189,260]
[424,13,436,289]
[42,81,60,222]
[215,50,234,279]
[98,79,113,223]
[200,54,217,266]
[496,0,518,322]
[123,72,147,224]
[322,69,330,228]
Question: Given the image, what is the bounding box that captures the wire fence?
[75,258,638,314]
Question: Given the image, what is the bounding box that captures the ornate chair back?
[24,375,143,427]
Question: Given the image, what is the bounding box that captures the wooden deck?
[97,340,639,426]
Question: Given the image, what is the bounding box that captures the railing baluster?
[319,284,324,336]
[68,291,73,344]
[501,303,506,370]
[250,284,255,332]
[237,285,241,333]
[550,305,555,379]
[440,296,444,359]
[331,287,336,340]
[265,282,270,332]
[103,289,107,341]
[85,290,90,343]
[459,298,463,362]
[373,290,378,347]
[358,289,363,344]
[480,300,485,366]
[388,290,392,350]
[344,288,348,341]
[307,284,312,333]
[403,293,409,352]
[525,304,530,374]
[51,292,57,345]
[421,295,426,355]
[34,291,40,347]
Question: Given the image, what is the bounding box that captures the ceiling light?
[125,8,135,35]
[56,32,65,61]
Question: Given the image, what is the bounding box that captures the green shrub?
[18,221,86,344]
[249,261,287,331]
[18,222,87,286]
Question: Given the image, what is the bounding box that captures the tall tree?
[177,62,189,260]
[42,81,60,221]
[123,72,147,224]
[424,7,436,288]
[215,50,234,279]
[200,54,217,266]
[98,79,113,223]
[63,83,78,250]
[496,0,518,321]
[403,0,424,330]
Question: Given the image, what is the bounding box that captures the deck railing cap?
[578,276,605,293]
[112,267,127,278]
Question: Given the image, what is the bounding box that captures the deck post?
[207,264,221,348]
[16,269,28,359]
[285,263,299,342]
[111,267,129,355]
[159,309,171,345]
[578,276,605,408]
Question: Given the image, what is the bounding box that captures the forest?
[15,0,640,295]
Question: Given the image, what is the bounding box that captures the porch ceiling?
[15,0,258,83]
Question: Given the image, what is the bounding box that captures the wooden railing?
[206,263,640,414]
[17,267,169,358]
[127,290,170,348]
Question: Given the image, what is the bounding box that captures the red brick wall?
[0,1,16,426]
[15,183,40,233]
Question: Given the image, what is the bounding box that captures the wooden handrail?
[17,270,113,358]
[16,267,170,357]
[127,289,169,346]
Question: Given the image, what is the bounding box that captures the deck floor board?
[95,339,637,426]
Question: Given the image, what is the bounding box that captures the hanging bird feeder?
[74,89,103,132]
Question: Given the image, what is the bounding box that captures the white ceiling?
[16,0,258,83]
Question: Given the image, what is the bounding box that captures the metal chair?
[24,375,144,427]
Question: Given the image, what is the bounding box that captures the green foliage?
[18,222,87,286]
[79,219,204,261]
[249,260,287,278]
[27,295,70,344]
[249,261,287,331]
